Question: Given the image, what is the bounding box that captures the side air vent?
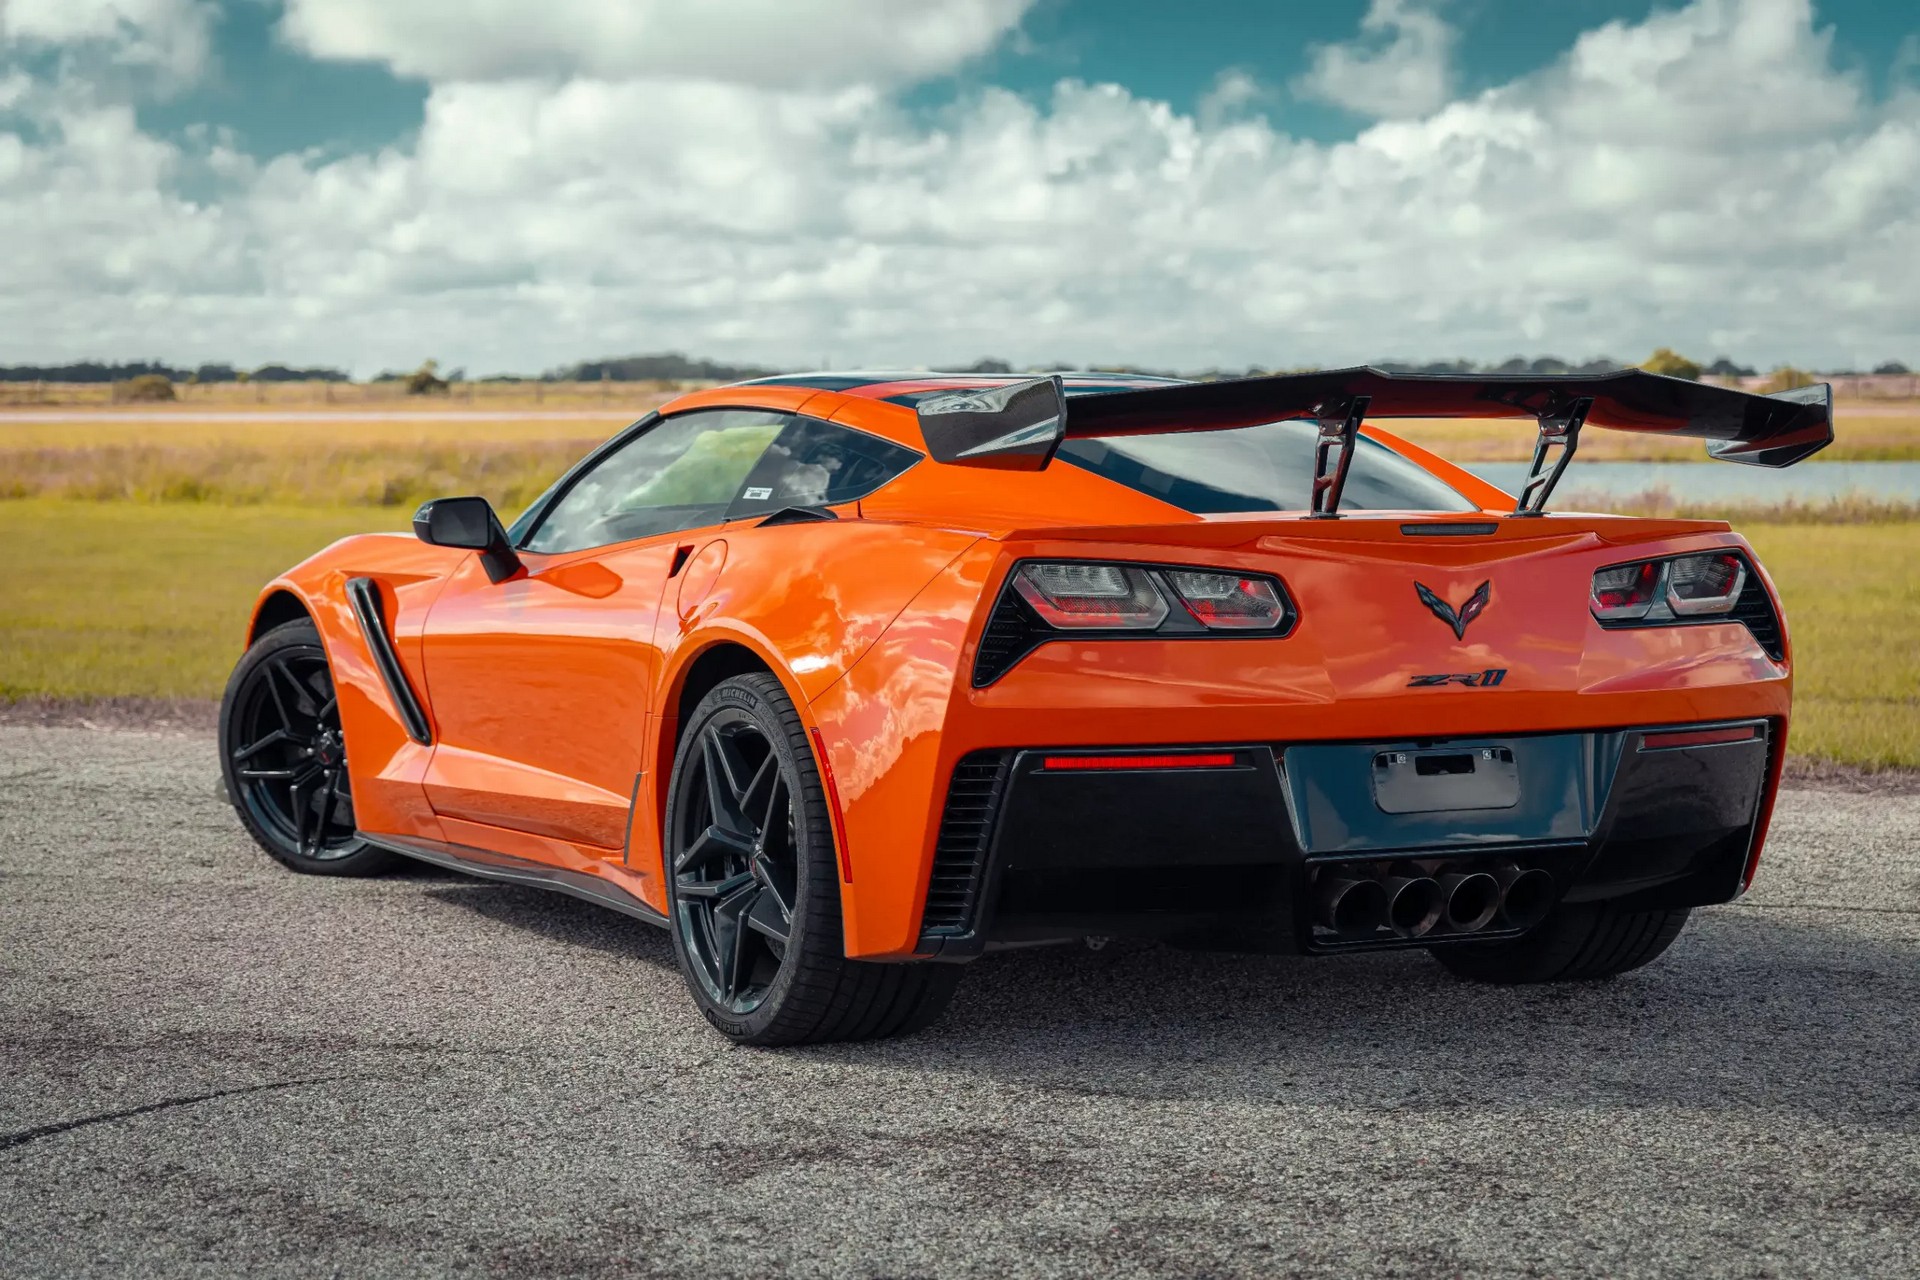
[920,751,1012,936]
[972,592,1049,687]
[1731,562,1785,662]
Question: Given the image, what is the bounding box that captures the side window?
[727,417,922,517]
[523,409,787,553]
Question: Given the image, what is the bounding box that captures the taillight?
[1013,563,1169,630]
[1006,561,1294,636]
[976,559,1298,685]
[1588,549,1780,658]
[1590,561,1661,620]
[1164,570,1288,630]
[1666,552,1746,616]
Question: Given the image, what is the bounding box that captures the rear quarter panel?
[633,520,979,903]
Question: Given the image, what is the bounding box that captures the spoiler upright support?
[1308,396,1370,518]
[1512,397,1593,517]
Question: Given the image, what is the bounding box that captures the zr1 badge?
[1408,668,1508,688]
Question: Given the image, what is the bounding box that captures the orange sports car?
[219,369,1831,1044]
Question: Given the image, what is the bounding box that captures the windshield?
[1057,420,1475,514]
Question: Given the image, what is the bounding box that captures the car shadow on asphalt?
[836,908,1920,1126]
[420,881,678,967]
[402,871,1917,1128]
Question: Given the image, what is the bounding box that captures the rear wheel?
[664,673,960,1046]
[1432,903,1690,984]
[218,620,394,876]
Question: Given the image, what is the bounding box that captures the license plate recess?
[1371,746,1519,814]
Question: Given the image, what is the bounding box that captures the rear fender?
[807,541,1002,957]
[640,521,979,933]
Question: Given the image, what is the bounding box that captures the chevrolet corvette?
[219,368,1831,1044]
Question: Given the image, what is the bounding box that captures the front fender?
[244,532,466,841]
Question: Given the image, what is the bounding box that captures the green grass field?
[0,501,1912,767]
[0,503,403,700]
[1741,524,1920,767]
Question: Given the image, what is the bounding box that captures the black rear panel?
[1732,570,1785,661]
[921,751,1012,935]
[972,593,1048,688]
[915,724,1774,956]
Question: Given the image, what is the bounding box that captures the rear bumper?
[915,719,1776,958]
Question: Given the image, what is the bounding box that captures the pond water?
[1466,460,1920,503]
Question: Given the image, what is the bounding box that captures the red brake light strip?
[1640,725,1759,750]
[1041,752,1240,771]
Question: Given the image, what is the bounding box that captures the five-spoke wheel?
[671,710,800,1013]
[664,673,961,1045]
[219,619,392,875]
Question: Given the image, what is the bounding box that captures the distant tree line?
[0,360,349,383]
[540,353,779,382]
[4,350,1912,386]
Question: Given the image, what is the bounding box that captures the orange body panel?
[419,543,680,850]
[244,380,1796,960]
[250,534,466,843]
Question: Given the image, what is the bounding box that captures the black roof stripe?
[734,370,1189,395]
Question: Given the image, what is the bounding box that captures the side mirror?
[413,496,523,584]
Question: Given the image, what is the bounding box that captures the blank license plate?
[1371,747,1520,814]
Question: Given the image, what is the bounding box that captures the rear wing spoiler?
[915,367,1833,516]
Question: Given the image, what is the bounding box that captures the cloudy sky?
[2,0,1917,376]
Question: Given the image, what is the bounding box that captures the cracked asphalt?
[2,724,1917,1279]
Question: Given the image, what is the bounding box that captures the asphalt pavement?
[2,724,1916,1279]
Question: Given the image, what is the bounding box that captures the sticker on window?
[743,486,773,500]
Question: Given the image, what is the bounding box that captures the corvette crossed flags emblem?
[1414,580,1492,641]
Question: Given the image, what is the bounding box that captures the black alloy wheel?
[219,620,393,875]
[671,708,799,1014]
[664,673,961,1046]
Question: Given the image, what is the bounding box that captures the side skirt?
[360,831,669,928]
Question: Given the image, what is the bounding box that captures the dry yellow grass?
[6,389,1914,461]
[0,440,598,511]
[0,406,650,510]
[0,414,634,450]
[0,378,687,411]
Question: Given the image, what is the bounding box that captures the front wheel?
[1432,904,1690,984]
[218,619,394,876]
[664,672,959,1046]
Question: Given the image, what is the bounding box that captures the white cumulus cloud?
[1294,0,1456,120]
[1,0,1917,375]
[275,0,1039,87]
[1,0,217,85]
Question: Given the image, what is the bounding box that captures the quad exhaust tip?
[1440,871,1501,933]
[1494,866,1554,930]
[1312,861,1554,941]
[1383,875,1443,938]
[1316,876,1389,935]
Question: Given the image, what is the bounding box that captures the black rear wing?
[915,367,1833,516]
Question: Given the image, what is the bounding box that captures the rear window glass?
[1057,420,1475,514]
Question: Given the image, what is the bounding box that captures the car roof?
[646,370,1504,531]
[734,371,1188,405]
